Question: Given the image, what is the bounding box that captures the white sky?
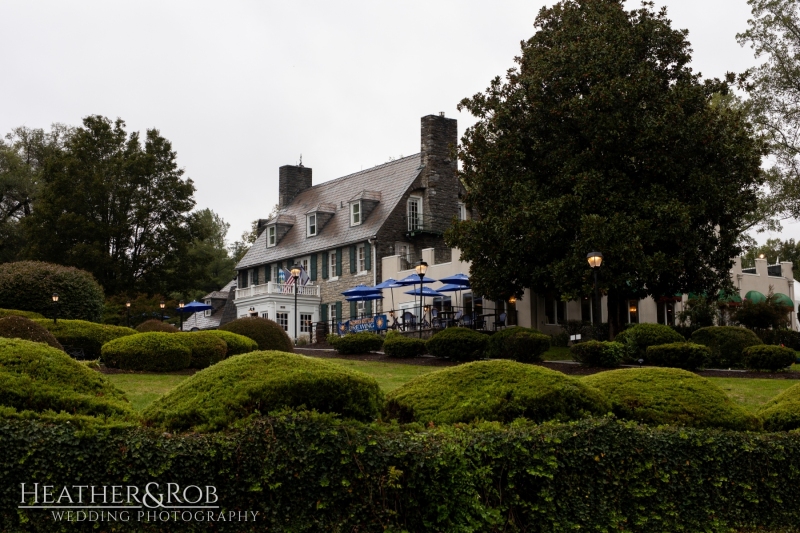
[2,0,793,245]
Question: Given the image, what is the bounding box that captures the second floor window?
[458,202,467,221]
[408,197,422,231]
[351,202,361,226]
[267,226,276,247]
[329,251,337,278]
[357,244,366,272]
[307,214,317,237]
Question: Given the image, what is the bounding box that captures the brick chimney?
[420,113,458,231]
[278,164,313,208]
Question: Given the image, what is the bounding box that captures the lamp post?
[52,293,59,324]
[415,261,428,337]
[125,301,131,328]
[159,301,165,322]
[587,252,603,325]
[291,264,301,344]
[179,300,185,331]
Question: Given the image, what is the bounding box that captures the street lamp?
[179,300,185,331]
[125,300,131,328]
[52,293,59,324]
[587,252,603,325]
[159,301,165,322]
[291,263,302,344]
[415,261,428,337]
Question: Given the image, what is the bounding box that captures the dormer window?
[267,225,277,247]
[307,214,317,237]
[351,201,361,226]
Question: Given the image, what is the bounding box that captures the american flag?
[282,268,295,294]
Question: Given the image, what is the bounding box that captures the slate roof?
[236,154,423,269]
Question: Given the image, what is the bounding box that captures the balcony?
[235,282,320,300]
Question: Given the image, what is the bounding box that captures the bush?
[143,351,383,431]
[0,308,45,319]
[202,330,258,356]
[614,323,684,362]
[485,326,550,362]
[742,345,797,372]
[0,338,134,421]
[176,332,228,369]
[760,382,800,431]
[0,261,104,321]
[328,332,384,355]
[383,333,426,358]
[136,319,179,333]
[758,328,800,351]
[101,332,192,372]
[583,368,761,430]
[385,360,609,424]
[690,326,763,368]
[550,331,570,347]
[587,322,610,342]
[0,316,64,350]
[34,319,137,359]
[570,340,625,367]
[646,342,711,371]
[219,317,294,352]
[426,327,488,361]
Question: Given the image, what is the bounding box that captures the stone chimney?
[278,164,313,208]
[420,113,458,232]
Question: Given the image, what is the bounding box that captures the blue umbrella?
[345,293,383,301]
[341,284,381,297]
[373,278,402,314]
[176,300,212,312]
[436,283,467,293]
[404,287,444,297]
[396,274,437,285]
[438,273,470,287]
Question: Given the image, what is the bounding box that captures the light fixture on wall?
[587,251,603,326]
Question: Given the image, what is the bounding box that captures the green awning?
[687,292,707,300]
[718,290,742,305]
[774,293,794,308]
[744,290,766,304]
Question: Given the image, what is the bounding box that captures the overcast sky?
[2,0,793,246]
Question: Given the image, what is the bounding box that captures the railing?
[235,281,320,299]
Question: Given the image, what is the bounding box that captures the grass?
[319,358,440,392]
[105,373,190,411]
[707,377,797,413]
[543,346,572,361]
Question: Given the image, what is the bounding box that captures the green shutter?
[335,301,342,322]
[253,267,259,286]
[350,301,357,319]
[350,246,356,273]
[320,304,328,322]
[365,300,372,316]
[310,253,317,281]
[336,248,342,277]
[321,252,328,280]
[365,242,371,271]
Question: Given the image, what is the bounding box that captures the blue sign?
[337,315,388,334]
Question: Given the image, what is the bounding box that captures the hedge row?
[34,319,137,359]
[3,414,800,532]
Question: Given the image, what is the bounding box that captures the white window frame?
[271,264,279,283]
[408,196,422,231]
[357,244,366,273]
[204,300,212,317]
[329,251,337,280]
[357,301,365,317]
[307,214,317,237]
[329,303,337,327]
[298,256,310,276]
[458,202,467,221]
[300,313,312,333]
[276,312,289,331]
[261,311,269,320]
[350,201,361,226]
[267,225,277,247]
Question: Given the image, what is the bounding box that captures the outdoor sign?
[337,315,388,334]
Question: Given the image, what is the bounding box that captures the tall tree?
[24,116,196,295]
[182,208,237,296]
[447,0,766,336]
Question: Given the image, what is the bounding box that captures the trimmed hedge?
[758,328,800,351]
[760,382,800,431]
[485,326,550,362]
[0,308,45,319]
[136,319,179,333]
[583,368,761,431]
[742,345,797,372]
[690,326,763,368]
[328,332,384,355]
[0,261,104,321]
[570,340,625,367]
[143,351,383,431]
[219,317,293,352]
[426,327,488,361]
[646,342,711,371]
[202,330,258,356]
[0,316,64,350]
[177,332,228,369]
[614,323,685,362]
[385,360,609,424]
[382,332,426,358]
[0,338,134,421]
[34,319,136,359]
[101,332,192,372]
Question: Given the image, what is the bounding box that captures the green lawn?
[543,346,572,361]
[707,377,797,413]
[106,373,190,411]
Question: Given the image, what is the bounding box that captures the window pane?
[581,297,592,323]
[329,252,337,278]
[408,198,421,230]
[628,300,639,324]
[544,296,555,324]
[657,302,665,325]
[300,313,312,333]
[556,300,565,324]
[276,312,288,331]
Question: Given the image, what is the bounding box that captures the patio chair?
[461,314,472,328]
[494,312,507,331]
[431,308,443,329]
[402,311,416,330]
[452,310,463,328]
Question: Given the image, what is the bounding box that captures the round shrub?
[485,326,550,363]
[759,329,800,351]
[690,326,763,368]
[759,382,800,431]
[202,330,258,356]
[329,332,384,355]
[583,368,761,430]
[142,351,383,431]
[101,332,191,372]
[385,360,609,424]
[34,319,137,359]
[570,341,625,367]
[742,345,797,372]
[0,316,64,350]
[0,261,104,321]
[614,323,684,362]
[219,317,293,352]
[426,327,488,361]
[383,333,426,358]
[0,308,45,319]
[177,332,228,369]
[136,319,179,333]
[0,338,134,421]
[646,342,711,371]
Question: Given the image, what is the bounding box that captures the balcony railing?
[235,281,320,300]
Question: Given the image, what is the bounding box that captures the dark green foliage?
[0,261,104,321]
[734,295,791,330]
[485,326,550,362]
[143,351,383,431]
[101,332,191,372]
[382,332,426,358]
[678,296,717,329]
[219,316,293,352]
[135,319,178,333]
[583,368,761,431]
[426,327,488,361]
[385,360,609,424]
[742,345,797,372]
[328,332,384,355]
[550,331,570,347]
[588,322,610,341]
[0,338,134,421]
[690,326,764,368]
[202,329,258,356]
[614,323,685,362]
[760,382,800,431]
[0,308,44,319]
[0,316,63,350]
[757,328,800,350]
[570,340,625,367]
[646,342,712,370]
[34,319,136,359]
[176,332,228,369]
